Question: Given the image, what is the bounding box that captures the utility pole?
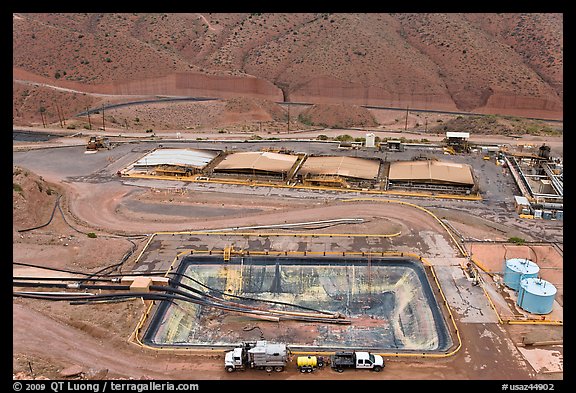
[101,106,106,132]
[61,104,66,126]
[58,103,66,126]
[86,107,92,130]
[287,104,290,134]
[56,103,64,128]
[39,106,46,128]
[404,105,409,131]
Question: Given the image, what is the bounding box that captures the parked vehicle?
[225,341,288,372]
[330,351,384,372]
[296,355,325,373]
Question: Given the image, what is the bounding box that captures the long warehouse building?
[213,151,299,177]
[298,156,381,180]
[387,160,476,191]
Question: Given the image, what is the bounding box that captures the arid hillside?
[13,13,563,120]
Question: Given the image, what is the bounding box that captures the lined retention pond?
[142,256,453,353]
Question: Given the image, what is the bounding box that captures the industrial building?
[296,156,381,188]
[445,132,470,153]
[212,151,301,181]
[386,160,477,194]
[129,148,220,177]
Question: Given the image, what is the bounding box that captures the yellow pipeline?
[134,233,156,265]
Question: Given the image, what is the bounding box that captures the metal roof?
[214,152,299,173]
[299,156,380,180]
[446,132,470,139]
[388,160,475,185]
[134,148,219,168]
[514,196,530,205]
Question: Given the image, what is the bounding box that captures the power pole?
[58,103,66,126]
[86,107,92,130]
[39,106,46,128]
[56,103,63,128]
[101,106,106,132]
[61,104,66,126]
[287,104,290,134]
[404,105,409,131]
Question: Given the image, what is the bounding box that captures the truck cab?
[224,341,287,373]
[225,347,247,372]
[354,352,384,371]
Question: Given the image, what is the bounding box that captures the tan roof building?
[214,152,299,174]
[299,156,380,180]
[388,160,475,186]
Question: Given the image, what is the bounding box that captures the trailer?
[225,341,288,372]
[296,355,325,373]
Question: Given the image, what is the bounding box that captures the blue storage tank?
[503,258,539,291]
[517,277,557,314]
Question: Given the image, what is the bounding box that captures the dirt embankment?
[298,103,378,128]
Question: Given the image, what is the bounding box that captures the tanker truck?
[225,341,288,372]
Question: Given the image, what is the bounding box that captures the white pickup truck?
[330,351,385,372]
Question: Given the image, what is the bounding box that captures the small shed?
[445,132,470,152]
[514,196,531,214]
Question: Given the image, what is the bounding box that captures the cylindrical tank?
[503,258,539,291]
[297,356,317,368]
[517,277,557,314]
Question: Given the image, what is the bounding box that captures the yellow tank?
[297,356,317,368]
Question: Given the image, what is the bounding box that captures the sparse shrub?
[335,134,353,142]
[87,232,97,238]
[316,134,329,140]
[508,236,525,244]
[13,183,23,192]
[298,114,313,126]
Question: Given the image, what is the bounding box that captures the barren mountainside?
[13,13,563,119]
